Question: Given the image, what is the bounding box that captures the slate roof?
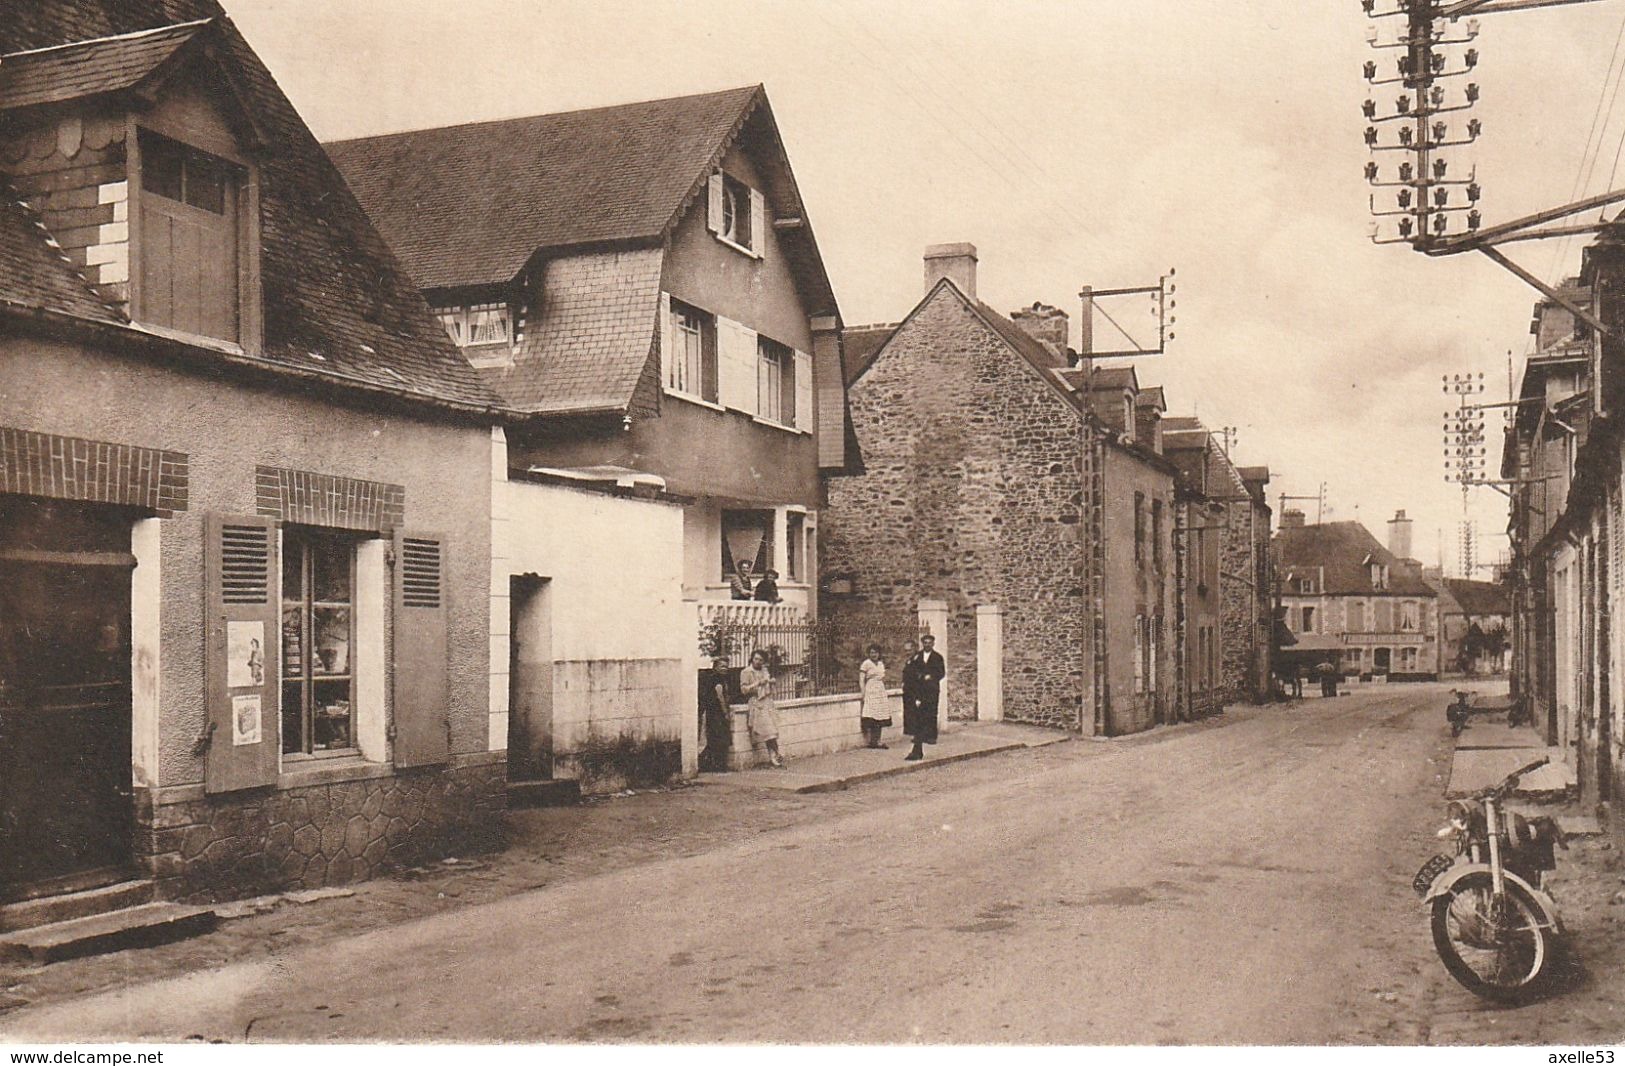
[0,20,207,112]
[1135,385,1166,411]
[1275,521,1435,596]
[842,323,896,385]
[0,3,499,414]
[325,86,764,291]
[0,186,122,323]
[1056,365,1137,393]
[1443,578,1509,617]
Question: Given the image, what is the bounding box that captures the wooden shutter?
[794,349,813,430]
[658,292,672,391]
[749,188,766,258]
[393,530,449,768]
[717,315,758,413]
[707,173,725,235]
[204,513,279,793]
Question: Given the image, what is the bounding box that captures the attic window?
[435,302,511,350]
[708,171,764,257]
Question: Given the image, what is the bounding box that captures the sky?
[221,0,1625,573]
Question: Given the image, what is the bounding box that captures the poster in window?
[227,620,266,689]
[232,694,263,746]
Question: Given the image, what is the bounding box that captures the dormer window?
[136,129,249,345]
[1371,563,1390,590]
[708,171,763,257]
[435,302,511,350]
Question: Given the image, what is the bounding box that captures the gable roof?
[842,323,896,385]
[325,86,763,291]
[0,19,209,113]
[1135,385,1166,411]
[1275,521,1434,596]
[0,2,499,414]
[1443,578,1509,617]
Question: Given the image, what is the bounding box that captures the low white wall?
[505,479,688,783]
[725,689,902,769]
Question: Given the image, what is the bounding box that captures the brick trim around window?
[0,427,188,515]
[255,466,405,532]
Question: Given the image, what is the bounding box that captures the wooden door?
[0,502,135,899]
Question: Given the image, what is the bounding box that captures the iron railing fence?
[701,613,926,700]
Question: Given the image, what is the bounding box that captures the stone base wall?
[724,690,896,769]
[135,758,506,903]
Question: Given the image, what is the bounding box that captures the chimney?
[1010,302,1070,362]
[924,242,978,299]
[1134,406,1162,454]
[1387,508,1414,561]
[1281,509,1306,530]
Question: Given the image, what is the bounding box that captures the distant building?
[1427,576,1511,676]
[1274,511,1440,680]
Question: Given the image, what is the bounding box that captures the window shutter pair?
[203,516,449,794]
[793,349,813,431]
[717,316,758,413]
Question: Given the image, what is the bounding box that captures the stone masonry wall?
[823,288,1092,730]
[1220,500,1260,704]
[135,760,506,904]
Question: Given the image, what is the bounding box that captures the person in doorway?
[859,644,891,748]
[739,648,783,768]
[904,634,945,760]
[753,568,782,604]
[729,560,755,601]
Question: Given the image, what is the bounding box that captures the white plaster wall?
[505,479,687,761]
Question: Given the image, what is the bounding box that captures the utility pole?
[1362,0,1619,317]
[1278,485,1328,526]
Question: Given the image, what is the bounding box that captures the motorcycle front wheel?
[1430,871,1557,1002]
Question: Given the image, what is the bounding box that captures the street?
[2,683,1484,1044]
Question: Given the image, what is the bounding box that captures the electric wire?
[1542,11,1625,285]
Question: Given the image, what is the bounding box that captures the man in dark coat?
[903,634,945,761]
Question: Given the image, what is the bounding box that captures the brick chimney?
[924,243,978,299]
[1010,302,1070,361]
[1281,509,1306,530]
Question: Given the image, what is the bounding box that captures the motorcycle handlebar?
[1477,756,1550,800]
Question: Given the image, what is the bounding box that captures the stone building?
[1230,466,1276,701]
[328,86,855,785]
[822,244,1180,735]
[0,2,506,908]
[1165,420,1238,718]
[1426,575,1511,676]
[1275,513,1440,681]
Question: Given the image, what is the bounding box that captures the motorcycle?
[1413,757,1568,1002]
[1446,689,1474,737]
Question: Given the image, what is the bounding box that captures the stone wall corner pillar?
[976,604,1004,722]
[918,599,952,728]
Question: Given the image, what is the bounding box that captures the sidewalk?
[1444,716,1575,800]
[698,720,1071,793]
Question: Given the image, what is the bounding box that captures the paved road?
[4,684,1457,1044]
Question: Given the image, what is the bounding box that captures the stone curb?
[698,731,1072,795]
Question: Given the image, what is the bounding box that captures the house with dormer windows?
[0,2,508,912]
[327,86,854,786]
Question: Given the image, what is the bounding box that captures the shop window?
[137,129,247,344]
[281,527,357,755]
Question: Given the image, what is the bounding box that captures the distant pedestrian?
[898,638,919,727]
[904,634,945,761]
[739,649,783,768]
[753,568,782,604]
[1319,661,1338,698]
[859,643,891,748]
[1291,664,1305,699]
